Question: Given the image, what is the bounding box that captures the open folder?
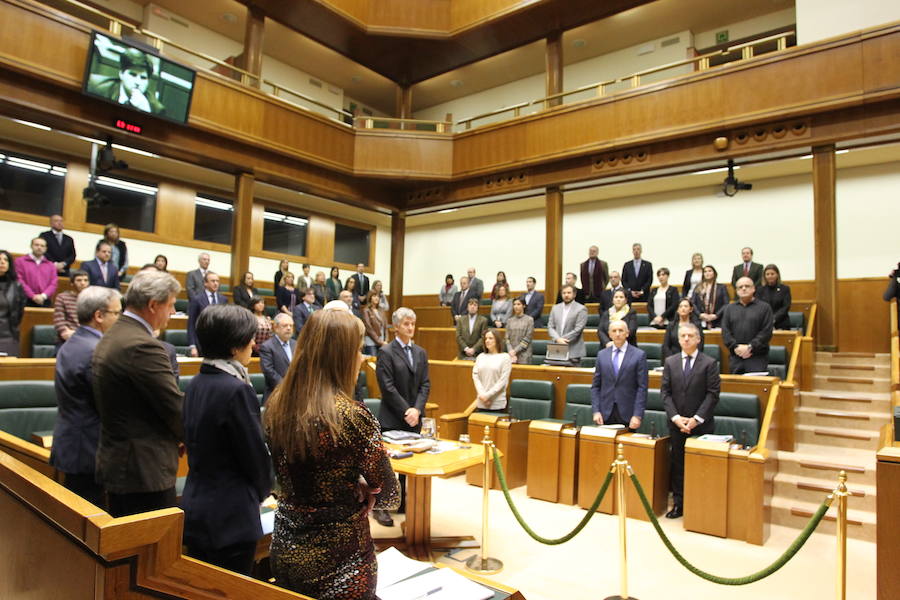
[376,548,494,600]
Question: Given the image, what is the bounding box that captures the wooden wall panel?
[449,0,531,31]
[838,278,891,353]
[367,0,450,31]
[306,214,336,267]
[156,182,197,242]
[354,132,453,178]
[861,30,900,95]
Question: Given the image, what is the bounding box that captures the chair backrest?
[767,345,787,380]
[584,341,601,358]
[586,314,600,327]
[0,408,57,441]
[0,380,58,442]
[635,313,650,327]
[508,379,554,420]
[357,371,368,399]
[178,375,194,393]
[530,339,549,364]
[702,344,721,362]
[714,392,761,446]
[639,342,663,369]
[257,288,274,297]
[218,284,231,293]
[174,298,189,313]
[635,388,669,437]
[265,306,278,318]
[363,398,381,419]
[579,356,596,368]
[248,373,266,405]
[788,311,804,331]
[563,383,593,427]
[31,325,57,358]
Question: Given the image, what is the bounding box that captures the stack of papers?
[377,562,494,600]
[696,434,734,443]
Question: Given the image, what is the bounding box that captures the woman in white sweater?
[472,329,512,411]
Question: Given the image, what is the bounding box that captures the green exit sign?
[716,30,729,44]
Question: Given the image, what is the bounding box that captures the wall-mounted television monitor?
[83,31,196,125]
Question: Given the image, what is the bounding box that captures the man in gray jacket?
[185,252,210,299]
[546,284,588,366]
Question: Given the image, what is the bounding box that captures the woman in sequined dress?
[264,309,399,600]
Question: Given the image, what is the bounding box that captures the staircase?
[770,352,891,541]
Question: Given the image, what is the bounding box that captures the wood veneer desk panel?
[465,413,528,490]
[527,420,572,503]
[684,439,730,537]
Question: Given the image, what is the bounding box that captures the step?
[795,424,879,450]
[815,352,890,366]
[776,445,875,485]
[814,363,891,378]
[812,375,891,393]
[795,406,890,430]
[772,473,875,512]
[770,496,875,542]
[799,390,891,411]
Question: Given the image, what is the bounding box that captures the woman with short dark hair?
[181,305,273,575]
[0,250,26,357]
[439,274,457,306]
[755,264,793,330]
[326,266,342,302]
[648,267,679,329]
[662,298,705,360]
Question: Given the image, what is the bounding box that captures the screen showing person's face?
[120,67,149,94]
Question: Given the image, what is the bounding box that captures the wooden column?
[390,211,406,310]
[813,144,838,350]
[230,173,254,283]
[240,5,265,87]
[395,86,412,119]
[545,31,563,108]
[545,186,563,303]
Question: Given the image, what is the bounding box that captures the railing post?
[109,20,122,36]
[699,57,710,70]
[742,46,754,60]
[833,471,850,600]
[630,74,640,88]
[466,426,503,574]
[777,36,787,51]
[604,443,638,600]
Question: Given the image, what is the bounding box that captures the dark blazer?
[600,285,630,312]
[691,284,730,328]
[580,258,610,300]
[755,284,792,330]
[555,286,587,305]
[80,258,120,289]
[681,269,703,298]
[662,316,705,360]
[731,262,764,287]
[647,286,680,324]
[451,288,477,318]
[187,291,228,349]
[160,340,180,383]
[597,310,638,347]
[522,291,545,325]
[0,279,26,341]
[93,315,184,494]
[455,314,488,359]
[375,339,430,432]
[275,286,298,314]
[660,352,719,430]
[590,343,648,422]
[291,302,318,334]
[232,285,256,309]
[181,365,273,551]
[110,239,128,277]
[50,327,102,475]
[350,272,370,296]
[39,229,76,274]
[621,259,653,300]
[258,335,295,403]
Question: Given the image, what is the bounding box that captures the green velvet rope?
[629,471,830,585]
[491,446,614,545]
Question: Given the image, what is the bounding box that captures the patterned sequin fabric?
[270,396,400,600]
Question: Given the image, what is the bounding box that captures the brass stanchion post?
[605,443,638,600]
[466,426,503,574]
[832,470,850,600]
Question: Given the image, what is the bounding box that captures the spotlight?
[722,159,752,197]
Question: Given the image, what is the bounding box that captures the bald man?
[720,276,773,374]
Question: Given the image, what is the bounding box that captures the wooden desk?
[378,441,488,561]
[526,420,574,503]
[465,413,529,490]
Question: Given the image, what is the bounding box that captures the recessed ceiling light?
[450,79,463,88]
[573,39,586,48]
[221,13,237,24]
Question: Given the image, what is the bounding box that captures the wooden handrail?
[355,116,453,133]
[785,332,801,385]
[457,101,531,129]
[805,302,818,338]
[754,381,780,452]
[891,299,898,392]
[265,81,353,121]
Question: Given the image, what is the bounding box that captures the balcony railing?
[457,30,795,131]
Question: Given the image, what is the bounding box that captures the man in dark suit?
[258,314,295,403]
[187,272,228,356]
[375,307,430,526]
[580,245,610,303]
[600,270,630,312]
[291,287,318,333]
[660,322,720,518]
[555,272,587,305]
[731,247,764,288]
[93,270,184,517]
[350,263,370,296]
[185,252,210,299]
[81,241,120,289]
[49,286,122,506]
[40,214,76,276]
[466,267,484,303]
[521,276,545,327]
[622,242,653,302]
[591,320,647,429]
[455,298,488,360]
[451,276,475,322]
[721,276,774,374]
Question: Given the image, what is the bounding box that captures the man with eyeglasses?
[720,276,773,374]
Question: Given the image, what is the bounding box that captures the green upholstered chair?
[580,356,597,368]
[586,314,600,327]
[702,343,721,366]
[788,312,804,332]
[363,398,381,419]
[175,298,189,313]
[562,384,594,427]
[635,389,669,438]
[0,380,58,443]
[713,392,761,447]
[531,339,549,365]
[636,313,650,327]
[584,341,601,359]
[639,342,663,369]
[249,373,266,405]
[480,298,492,306]
[265,306,278,318]
[257,288,274,297]
[219,284,231,293]
[767,345,788,380]
[31,325,57,358]
[162,329,190,356]
[120,274,133,283]
[177,375,194,393]
[508,379,555,421]
[357,371,368,399]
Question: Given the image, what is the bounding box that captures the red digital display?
[114,119,143,134]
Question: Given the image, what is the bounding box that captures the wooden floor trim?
[818,396,872,403]
[814,410,870,421]
[796,481,866,496]
[826,377,875,385]
[790,507,863,526]
[798,461,866,474]
[832,353,877,358]
[813,429,873,441]
[825,364,876,371]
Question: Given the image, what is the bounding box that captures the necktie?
[209,292,215,305]
[684,355,693,379]
[283,341,292,361]
[55,232,62,245]
[613,348,621,376]
[404,345,414,369]
[743,263,749,276]
[100,262,108,283]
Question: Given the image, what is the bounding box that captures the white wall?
[796,0,900,44]
[694,8,796,49]
[413,72,545,126]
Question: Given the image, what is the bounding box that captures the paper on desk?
[696,434,734,443]
[260,507,275,535]
[378,565,493,600]
[375,547,433,592]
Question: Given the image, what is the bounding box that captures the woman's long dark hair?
[0,250,18,281]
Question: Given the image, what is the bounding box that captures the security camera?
[722,159,752,197]
[97,138,128,172]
